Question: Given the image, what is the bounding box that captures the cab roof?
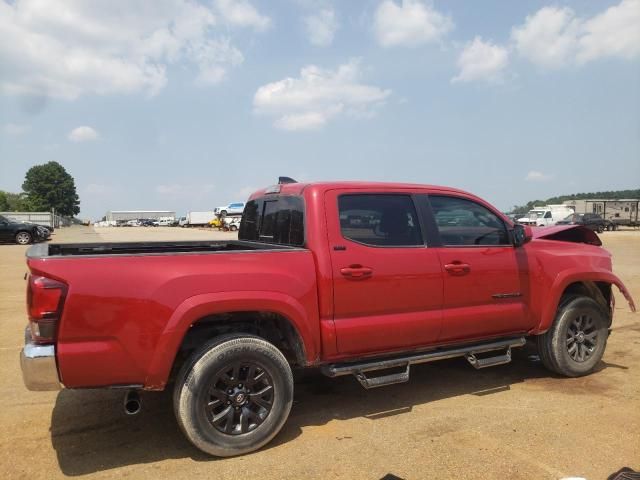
[248,181,473,200]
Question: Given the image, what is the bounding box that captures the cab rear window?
[239,196,304,246]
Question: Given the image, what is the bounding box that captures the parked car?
[139,219,158,227]
[556,213,613,233]
[223,216,241,231]
[0,215,51,244]
[214,202,245,217]
[157,218,173,226]
[20,180,636,457]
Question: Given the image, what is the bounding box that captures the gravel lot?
[1,226,638,479]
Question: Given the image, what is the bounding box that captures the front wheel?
[536,295,609,377]
[174,335,294,457]
[15,231,32,245]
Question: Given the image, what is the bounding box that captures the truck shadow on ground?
[49,343,621,476]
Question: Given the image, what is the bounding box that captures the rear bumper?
[20,328,62,391]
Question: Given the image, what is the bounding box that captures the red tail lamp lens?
[26,275,66,344]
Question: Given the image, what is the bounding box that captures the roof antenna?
[278,176,297,184]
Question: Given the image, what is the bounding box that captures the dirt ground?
[1,226,638,480]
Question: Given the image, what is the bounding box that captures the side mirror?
[512,224,532,247]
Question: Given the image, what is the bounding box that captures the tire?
[220,210,227,218]
[15,231,32,245]
[536,295,609,377]
[229,225,238,232]
[597,225,604,234]
[173,335,294,457]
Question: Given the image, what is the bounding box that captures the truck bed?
[25,239,319,389]
[27,240,299,258]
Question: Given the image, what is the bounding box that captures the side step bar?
[322,337,526,389]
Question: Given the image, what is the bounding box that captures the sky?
[0,0,639,220]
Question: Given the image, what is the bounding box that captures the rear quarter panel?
[28,250,319,388]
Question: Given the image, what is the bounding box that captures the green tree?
[22,161,80,216]
[0,191,29,211]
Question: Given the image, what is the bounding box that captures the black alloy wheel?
[206,362,274,435]
[174,335,294,457]
[566,314,599,362]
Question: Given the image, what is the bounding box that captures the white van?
[518,205,575,227]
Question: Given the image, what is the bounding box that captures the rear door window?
[239,196,304,246]
[338,194,423,247]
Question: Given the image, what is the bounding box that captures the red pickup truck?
[21,180,635,457]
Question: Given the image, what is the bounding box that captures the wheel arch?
[535,270,636,334]
[144,291,317,390]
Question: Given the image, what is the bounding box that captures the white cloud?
[511,7,581,68]
[0,0,268,99]
[577,0,640,63]
[373,0,453,47]
[190,38,244,86]
[214,0,271,31]
[511,0,640,68]
[68,126,99,142]
[305,9,338,47]
[3,123,30,135]
[452,37,509,84]
[253,59,391,131]
[525,170,554,182]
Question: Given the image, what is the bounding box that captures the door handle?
[340,265,373,279]
[444,262,471,276]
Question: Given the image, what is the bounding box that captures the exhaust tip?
[124,390,141,415]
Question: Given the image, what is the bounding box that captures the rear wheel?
[220,210,227,218]
[537,295,608,377]
[597,225,604,233]
[15,231,32,245]
[174,335,293,457]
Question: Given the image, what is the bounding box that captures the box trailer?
[182,211,216,227]
[517,205,575,227]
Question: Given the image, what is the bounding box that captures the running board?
[466,349,512,369]
[355,365,410,389]
[321,337,525,389]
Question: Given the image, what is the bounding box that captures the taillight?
[26,275,67,344]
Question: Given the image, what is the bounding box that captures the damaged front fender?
[532,224,602,246]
